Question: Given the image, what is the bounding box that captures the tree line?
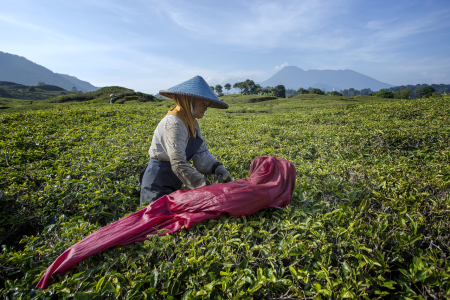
[286,83,450,99]
[209,80,449,100]
[210,80,286,98]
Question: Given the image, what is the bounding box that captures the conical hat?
[159,76,228,109]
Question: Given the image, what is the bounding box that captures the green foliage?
[49,86,155,104]
[390,83,450,95]
[35,85,66,92]
[377,89,395,99]
[214,85,223,95]
[418,86,436,98]
[274,85,286,98]
[289,88,310,97]
[1,94,450,299]
[233,80,261,95]
[329,91,343,96]
[0,81,67,100]
[0,88,14,99]
[299,88,310,94]
[393,89,412,99]
[311,88,325,95]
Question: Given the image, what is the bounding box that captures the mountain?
[260,66,393,92]
[56,73,99,92]
[0,51,100,92]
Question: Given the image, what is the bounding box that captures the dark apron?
[139,135,203,206]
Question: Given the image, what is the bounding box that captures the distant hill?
[261,66,393,92]
[57,73,99,92]
[0,51,100,92]
[0,81,69,100]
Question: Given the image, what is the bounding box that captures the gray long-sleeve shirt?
[148,115,219,189]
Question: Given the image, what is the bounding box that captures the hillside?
[261,66,393,91]
[0,85,157,112]
[1,94,449,298]
[0,51,100,92]
[57,73,100,92]
[0,81,69,100]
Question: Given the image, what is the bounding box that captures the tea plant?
[0,94,449,299]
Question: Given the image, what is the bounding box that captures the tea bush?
[50,86,148,104]
[0,95,449,299]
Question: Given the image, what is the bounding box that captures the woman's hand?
[215,165,232,183]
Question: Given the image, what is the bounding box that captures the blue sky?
[1,0,450,94]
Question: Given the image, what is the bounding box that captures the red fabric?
[36,156,296,289]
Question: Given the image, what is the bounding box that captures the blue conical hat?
[159,76,228,109]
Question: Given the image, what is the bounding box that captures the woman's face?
[193,99,210,119]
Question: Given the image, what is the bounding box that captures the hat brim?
[159,90,229,109]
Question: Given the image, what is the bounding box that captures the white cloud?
[274,62,289,71]
[0,14,69,39]
[146,0,352,51]
[2,0,450,91]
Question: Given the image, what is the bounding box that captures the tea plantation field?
[1,94,449,299]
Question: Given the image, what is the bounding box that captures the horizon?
[1,0,450,94]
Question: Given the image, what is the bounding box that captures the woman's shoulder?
[159,115,188,131]
[160,114,184,125]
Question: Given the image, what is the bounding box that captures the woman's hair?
[190,96,195,117]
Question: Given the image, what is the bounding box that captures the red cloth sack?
[36,156,296,289]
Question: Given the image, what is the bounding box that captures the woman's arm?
[163,117,208,189]
[192,123,221,174]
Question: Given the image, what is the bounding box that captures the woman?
[140,76,232,206]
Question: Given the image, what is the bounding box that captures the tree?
[71,87,78,93]
[233,82,244,94]
[394,89,412,99]
[214,85,223,95]
[210,86,214,91]
[285,89,296,97]
[233,79,258,95]
[254,84,262,95]
[298,88,309,94]
[311,88,325,95]
[329,91,343,96]
[360,88,373,96]
[37,82,46,86]
[418,86,435,98]
[224,83,231,94]
[274,85,286,98]
[242,79,257,95]
[377,89,394,99]
[27,86,37,100]
[348,88,358,97]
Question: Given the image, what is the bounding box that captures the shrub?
[248,96,277,103]
[377,89,394,98]
[329,91,343,96]
[138,95,156,102]
[52,93,97,103]
[394,89,412,99]
[418,86,436,98]
[311,88,325,95]
[1,95,450,299]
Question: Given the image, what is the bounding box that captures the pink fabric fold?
[36,156,296,289]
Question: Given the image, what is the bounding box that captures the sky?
[1,0,450,94]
